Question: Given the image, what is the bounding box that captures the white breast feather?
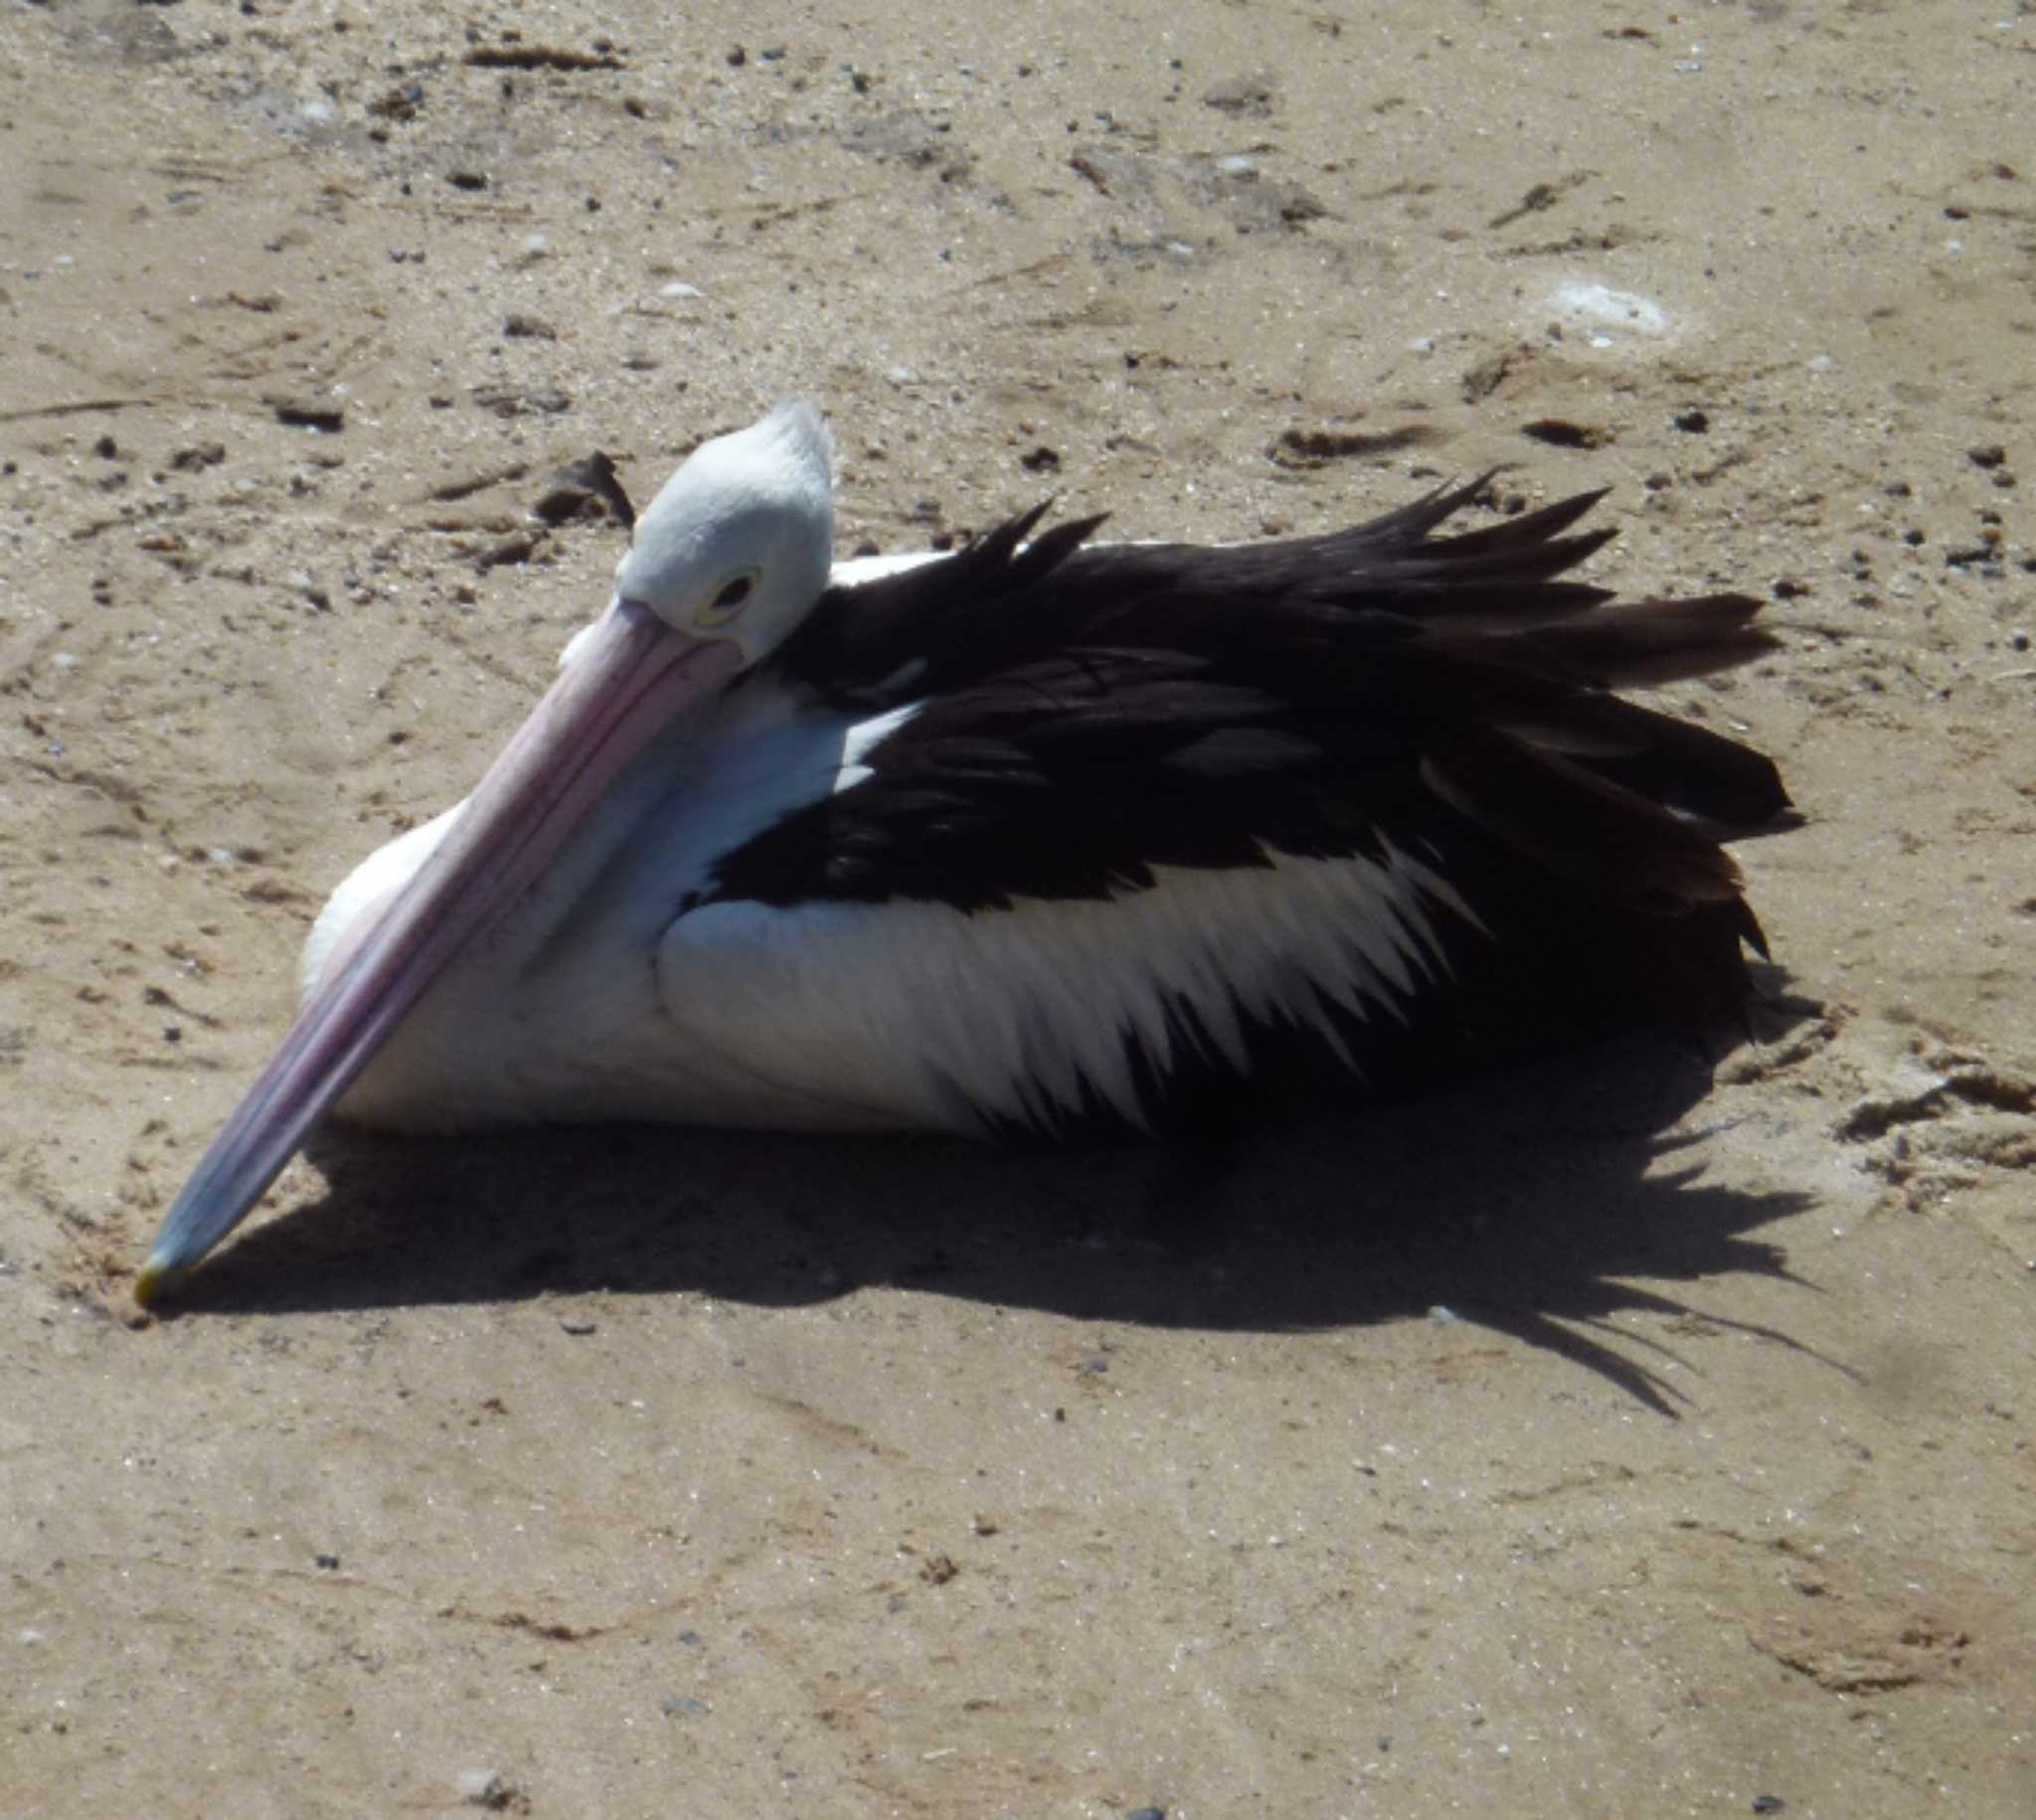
[652,843,1471,1136]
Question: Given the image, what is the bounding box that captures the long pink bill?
[135,597,740,1305]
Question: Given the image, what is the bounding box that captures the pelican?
[135,400,1790,1302]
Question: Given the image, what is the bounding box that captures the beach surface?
[3,2,2034,1813]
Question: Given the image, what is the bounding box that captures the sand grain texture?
[3,2,2034,1814]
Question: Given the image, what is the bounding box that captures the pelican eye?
[697,570,760,628]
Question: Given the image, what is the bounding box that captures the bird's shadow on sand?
[164,1014,1826,1414]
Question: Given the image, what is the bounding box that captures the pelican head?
[135,400,837,1303]
[617,399,835,665]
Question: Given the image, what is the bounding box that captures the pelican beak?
[135,596,743,1305]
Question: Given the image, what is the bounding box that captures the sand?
[3,1,2034,1813]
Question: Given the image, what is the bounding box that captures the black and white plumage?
[136,400,1790,1300]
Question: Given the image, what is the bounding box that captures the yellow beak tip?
[133,1260,180,1309]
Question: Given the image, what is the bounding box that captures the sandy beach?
[3,1,2034,1813]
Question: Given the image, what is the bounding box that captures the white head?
[614,399,836,667]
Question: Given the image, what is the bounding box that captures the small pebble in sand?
[267,394,345,432]
[456,1769,513,1808]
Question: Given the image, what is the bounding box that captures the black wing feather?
[733,481,1790,1054]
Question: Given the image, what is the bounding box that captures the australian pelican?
[135,400,1790,1302]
